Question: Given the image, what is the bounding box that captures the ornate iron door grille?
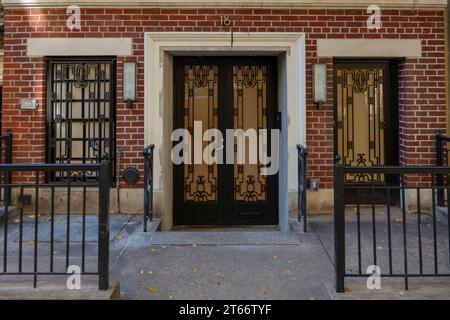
[336,67,386,183]
[46,57,116,184]
[183,65,219,202]
[173,57,278,226]
[334,60,399,204]
[233,66,268,202]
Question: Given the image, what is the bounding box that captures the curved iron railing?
[436,129,450,206]
[297,144,308,232]
[143,145,155,232]
[0,129,12,207]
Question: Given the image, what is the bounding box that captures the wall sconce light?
[312,64,327,108]
[123,61,137,109]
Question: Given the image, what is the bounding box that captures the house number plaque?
[220,16,231,26]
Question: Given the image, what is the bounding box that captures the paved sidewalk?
[110,224,333,299]
[1,211,449,299]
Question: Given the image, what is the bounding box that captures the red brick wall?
[2,7,446,187]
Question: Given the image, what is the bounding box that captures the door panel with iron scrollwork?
[183,65,219,202]
[334,60,399,204]
[174,57,278,226]
[336,67,385,183]
[233,66,268,202]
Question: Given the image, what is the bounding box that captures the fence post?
[98,161,110,290]
[334,163,345,293]
[297,146,301,223]
[436,130,444,206]
[143,148,148,232]
[297,145,308,232]
[5,129,12,206]
[143,145,154,232]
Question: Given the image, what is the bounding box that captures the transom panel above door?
[173,57,278,226]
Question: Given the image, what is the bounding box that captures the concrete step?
[144,217,162,233]
[289,218,306,233]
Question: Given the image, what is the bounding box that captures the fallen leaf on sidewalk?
[216,272,224,284]
[147,287,157,293]
[27,214,40,219]
[28,240,34,246]
[150,247,157,253]
[192,267,198,273]
[139,269,144,275]
[114,234,122,241]
[260,288,268,295]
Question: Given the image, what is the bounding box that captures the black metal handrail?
[0,129,12,206]
[0,162,111,290]
[297,144,308,232]
[143,145,155,232]
[334,164,450,293]
[436,129,450,206]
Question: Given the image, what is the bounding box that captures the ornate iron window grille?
[46,58,116,184]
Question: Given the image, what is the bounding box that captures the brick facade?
[1,7,446,187]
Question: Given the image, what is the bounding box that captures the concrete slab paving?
[1,211,449,300]
[326,281,450,300]
[109,218,334,299]
[0,281,120,300]
[110,242,333,300]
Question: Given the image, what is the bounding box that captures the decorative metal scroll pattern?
[336,68,385,183]
[233,66,268,202]
[49,61,115,182]
[184,66,218,202]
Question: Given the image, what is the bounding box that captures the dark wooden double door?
[174,57,278,226]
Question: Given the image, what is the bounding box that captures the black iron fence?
[0,129,12,206]
[436,130,450,206]
[143,145,154,232]
[297,144,308,232]
[334,165,450,292]
[0,162,111,290]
